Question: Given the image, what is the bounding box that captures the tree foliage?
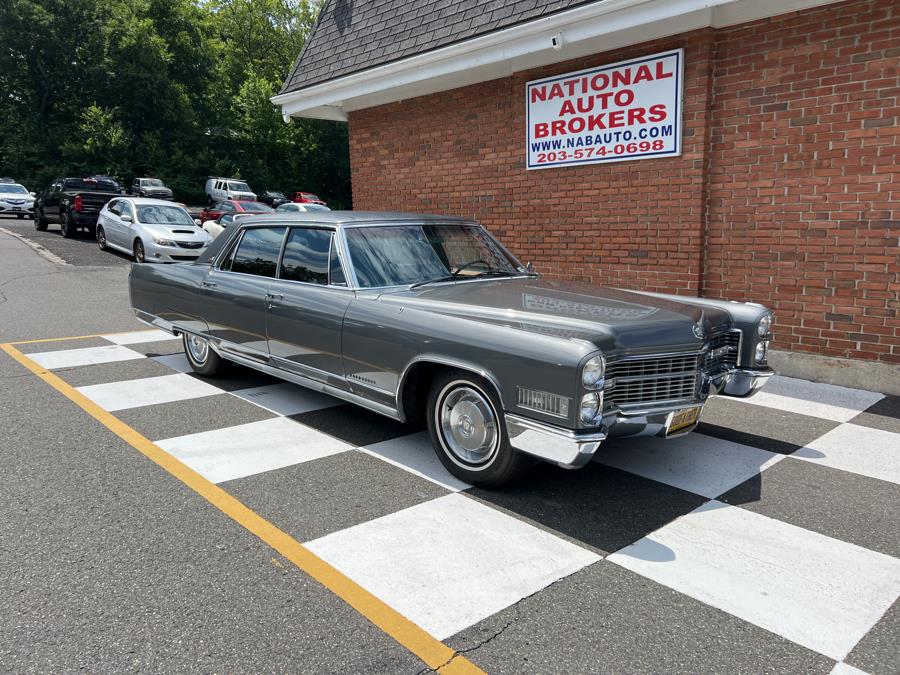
[0,0,350,206]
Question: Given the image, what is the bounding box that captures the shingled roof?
[280,0,599,95]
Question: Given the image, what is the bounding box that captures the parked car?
[130,177,174,200]
[97,198,210,263]
[0,182,35,219]
[199,200,273,222]
[204,177,256,203]
[33,176,124,237]
[258,190,289,208]
[129,212,774,487]
[290,191,327,206]
[274,202,331,213]
[201,212,258,238]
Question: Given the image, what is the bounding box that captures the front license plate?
[667,406,702,435]
[11,207,21,211]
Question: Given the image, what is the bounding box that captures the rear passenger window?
[329,238,346,286]
[229,227,285,278]
[279,228,330,285]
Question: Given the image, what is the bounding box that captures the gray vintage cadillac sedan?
[129,212,774,486]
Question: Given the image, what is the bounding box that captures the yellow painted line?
[1,341,484,674]
[10,333,106,345]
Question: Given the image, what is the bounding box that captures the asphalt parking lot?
[1,224,898,673]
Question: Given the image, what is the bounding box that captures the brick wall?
[348,0,899,363]
[704,0,899,362]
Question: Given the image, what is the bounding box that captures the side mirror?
[121,214,133,223]
[525,261,535,273]
[30,191,35,197]
[194,218,202,226]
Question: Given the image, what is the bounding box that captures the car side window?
[229,227,286,278]
[121,202,134,220]
[279,228,330,285]
[329,237,347,286]
[108,200,120,215]
[220,202,235,213]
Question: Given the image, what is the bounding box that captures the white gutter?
[273,0,844,121]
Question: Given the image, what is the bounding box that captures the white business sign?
[526,49,683,170]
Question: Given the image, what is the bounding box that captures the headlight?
[581,355,605,389]
[758,314,772,337]
[153,237,175,246]
[580,393,601,424]
[754,341,768,363]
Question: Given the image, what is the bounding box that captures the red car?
[290,191,327,206]
[199,199,273,222]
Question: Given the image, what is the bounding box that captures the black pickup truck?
[33,176,124,238]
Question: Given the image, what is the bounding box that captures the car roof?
[123,197,187,206]
[240,211,475,229]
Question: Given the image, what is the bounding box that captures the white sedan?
[274,202,331,213]
[0,183,35,219]
[97,198,212,263]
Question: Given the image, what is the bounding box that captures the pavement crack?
[413,575,571,674]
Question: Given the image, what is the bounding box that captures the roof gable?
[280,0,598,95]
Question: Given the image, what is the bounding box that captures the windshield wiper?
[408,270,536,290]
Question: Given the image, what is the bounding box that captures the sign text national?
[526,49,683,169]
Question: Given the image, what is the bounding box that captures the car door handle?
[200,280,217,288]
[265,293,284,300]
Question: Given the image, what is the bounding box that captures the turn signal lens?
[580,393,601,424]
[755,341,768,363]
[581,355,606,389]
[758,314,772,337]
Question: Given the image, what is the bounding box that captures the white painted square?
[230,382,342,416]
[151,353,193,373]
[156,417,351,483]
[596,433,783,498]
[794,423,900,485]
[102,329,177,345]
[29,345,145,370]
[829,663,869,675]
[732,375,883,422]
[608,501,900,660]
[76,373,222,412]
[359,432,471,492]
[306,493,600,640]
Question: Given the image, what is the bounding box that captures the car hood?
[142,223,210,241]
[377,277,733,354]
[0,192,34,202]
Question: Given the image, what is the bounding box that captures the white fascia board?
[273,0,845,120]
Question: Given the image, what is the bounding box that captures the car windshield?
[304,204,330,211]
[228,181,251,192]
[302,193,320,200]
[0,184,28,194]
[239,202,274,213]
[144,179,164,187]
[345,223,525,288]
[268,191,285,198]
[137,205,194,226]
[64,177,120,192]
[275,204,296,211]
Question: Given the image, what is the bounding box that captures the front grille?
[175,241,205,249]
[604,330,741,409]
[606,353,699,407]
[704,330,740,374]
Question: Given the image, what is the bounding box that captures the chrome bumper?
[722,368,774,397]
[505,414,607,469]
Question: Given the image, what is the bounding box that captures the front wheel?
[97,225,107,250]
[34,210,48,231]
[133,238,145,262]
[426,370,529,487]
[183,333,223,376]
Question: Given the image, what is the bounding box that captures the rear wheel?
[183,333,223,376]
[133,238,145,262]
[97,225,107,250]
[426,369,529,487]
[34,211,47,231]
[60,210,74,238]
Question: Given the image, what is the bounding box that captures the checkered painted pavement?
[19,329,900,673]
